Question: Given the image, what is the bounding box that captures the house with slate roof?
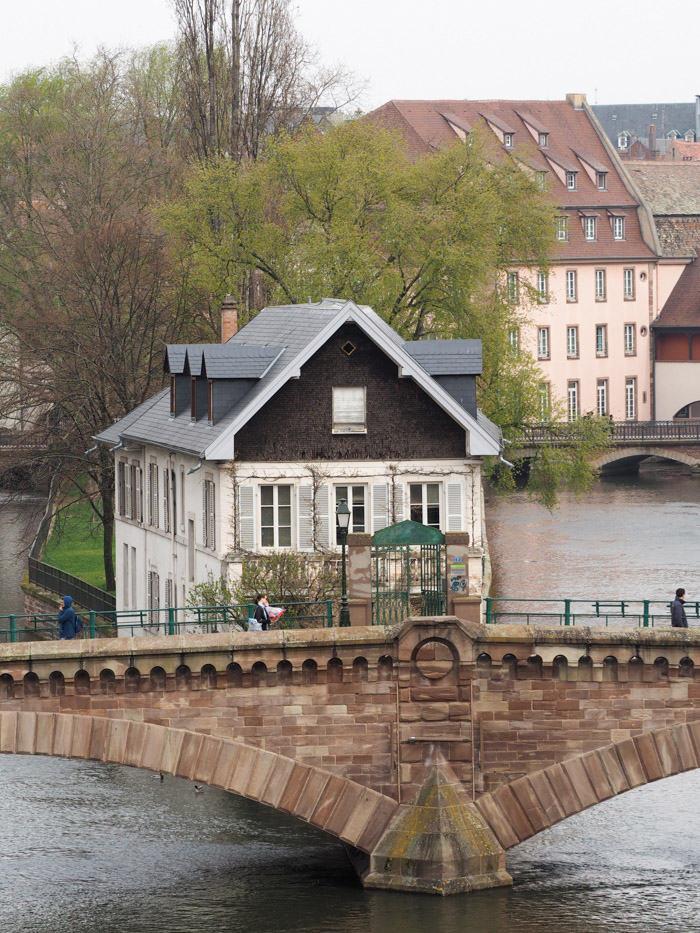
[96,299,502,614]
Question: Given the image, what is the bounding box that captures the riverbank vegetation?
[42,499,115,592]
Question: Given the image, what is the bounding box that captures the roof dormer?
[478,112,517,147]
[515,109,549,145]
[439,111,471,142]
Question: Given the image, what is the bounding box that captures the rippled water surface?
[3,467,700,931]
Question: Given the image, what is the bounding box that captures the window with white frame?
[624,268,635,299]
[624,323,636,356]
[625,377,636,420]
[507,272,519,303]
[163,468,170,533]
[260,485,292,547]
[617,134,629,150]
[567,326,579,359]
[539,383,550,421]
[566,172,577,190]
[595,269,606,301]
[537,327,549,360]
[557,217,569,241]
[335,485,366,539]
[566,270,577,302]
[567,381,579,421]
[148,462,159,527]
[537,270,548,301]
[584,216,597,241]
[164,577,174,608]
[504,133,514,147]
[596,172,607,190]
[539,132,549,148]
[596,324,608,357]
[613,216,625,240]
[332,387,366,434]
[508,327,519,355]
[147,570,160,611]
[537,172,547,190]
[597,379,608,416]
[202,477,216,549]
[409,483,440,528]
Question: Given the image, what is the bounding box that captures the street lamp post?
[336,497,351,627]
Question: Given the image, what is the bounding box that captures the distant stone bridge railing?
[2,620,700,895]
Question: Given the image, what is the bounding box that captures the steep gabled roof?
[96,300,502,459]
[404,338,482,375]
[165,343,282,378]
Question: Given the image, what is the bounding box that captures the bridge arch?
[0,710,397,855]
[592,446,700,473]
[474,721,700,851]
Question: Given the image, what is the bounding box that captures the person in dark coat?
[254,594,271,631]
[58,595,77,639]
[671,588,688,628]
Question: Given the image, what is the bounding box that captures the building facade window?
[596,172,607,190]
[566,270,577,302]
[537,270,548,301]
[584,216,597,241]
[260,484,292,547]
[613,216,625,240]
[203,478,216,549]
[508,328,519,355]
[617,134,629,150]
[504,133,513,147]
[539,132,549,148]
[557,217,569,241]
[332,387,366,434]
[537,326,550,360]
[334,485,366,540]
[624,323,636,356]
[566,172,577,190]
[624,268,635,300]
[147,570,160,612]
[409,483,440,529]
[539,383,550,421]
[507,272,519,303]
[597,379,608,416]
[595,269,606,301]
[567,381,579,422]
[625,377,637,420]
[567,326,579,359]
[148,462,159,528]
[596,324,608,357]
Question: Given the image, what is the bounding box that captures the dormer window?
[612,216,625,240]
[617,133,629,150]
[686,131,696,142]
[584,216,597,241]
[504,133,514,148]
[596,172,607,190]
[538,132,549,148]
[566,172,577,190]
[332,387,366,434]
[536,171,547,190]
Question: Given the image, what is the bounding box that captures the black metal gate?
[372,521,445,625]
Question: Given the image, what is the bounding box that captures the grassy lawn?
[42,499,115,593]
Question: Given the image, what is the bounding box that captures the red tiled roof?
[654,259,700,327]
[366,98,657,260]
[666,141,700,162]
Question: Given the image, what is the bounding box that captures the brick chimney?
[649,123,657,156]
[220,294,238,343]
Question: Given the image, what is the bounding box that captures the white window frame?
[595,269,606,301]
[260,484,293,548]
[624,323,636,356]
[537,270,548,302]
[409,482,441,529]
[596,172,607,190]
[203,477,216,550]
[148,462,159,528]
[613,216,625,240]
[567,381,579,422]
[503,133,514,148]
[332,387,366,434]
[557,217,569,241]
[597,379,608,417]
[334,484,367,542]
[567,326,579,359]
[507,271,519,303]
[596,324,607,358]
[625,377,637,421]
[566,172,577,190]
[566,270,577,302]
[584,216,597,241]
[508,327,519,354]
[538,132,549,148]
[537,327,549,360]
[617,134,629,150]
[624,268,635,300]
[539,383,550,421]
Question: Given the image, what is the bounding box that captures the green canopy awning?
[372,520,445,546]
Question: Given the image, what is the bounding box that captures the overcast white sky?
[3,0,699,109]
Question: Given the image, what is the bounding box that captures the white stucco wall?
[654,362,700,420]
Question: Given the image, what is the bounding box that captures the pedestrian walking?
[58,595,77,639]
[254,593,271,631]
[671,588,689,628]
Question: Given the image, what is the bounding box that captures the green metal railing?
[484,597,697,628]
[0,599,334,643]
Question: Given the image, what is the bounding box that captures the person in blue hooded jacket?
[58,595,77,639]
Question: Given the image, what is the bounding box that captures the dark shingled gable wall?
[234,325,466,461]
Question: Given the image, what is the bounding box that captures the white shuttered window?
[203,478,216,549]
[332,387,366,433]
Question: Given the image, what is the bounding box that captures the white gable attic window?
[332,387,366,434]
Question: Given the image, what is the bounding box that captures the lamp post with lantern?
[336,497,351,627]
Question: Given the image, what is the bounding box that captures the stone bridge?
[2,618,700,895]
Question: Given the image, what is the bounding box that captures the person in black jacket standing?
[671,588,689,628]
[254,594,271,631]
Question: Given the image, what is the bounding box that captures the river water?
[2,466,700,931]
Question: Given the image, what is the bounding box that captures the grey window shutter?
[447,482,463,532]
[239,485,255,550]
[118,462,125,517]
[202,480,208,546]
[124,464,132,519]
[372,483,390,532]
[316,484,330,548]
[135,468,143,523]
[297,485,313,549]
[392,483,405,524]
[163,469,170,533]
[153,572,160,609]
[207,481,216,550]
[147,570,152,611]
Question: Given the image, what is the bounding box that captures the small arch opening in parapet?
[125,668,141,693]
[527,655,543,679]
[74,670,90,695]
[680,657,695,678]
[577,656,593,681]
[0,673,14,699]
[327,658,343,684]
[100,669,116,695]
[476,653,492,674]
[628,656,644,682]
[251,661,268,687]
[502,654,517,679]
[552,656,568,681]
[201,664,217,689]
[277,660,292,685]
[23,672,40,697]
[150,667,167,691]
[603,656,618,682]
[49,671,65,697]
[227,663,242,687]
[302,659,317,685]
[378,656,393,681]
[352,657,368,682]
[654,657,669,681]
[176,665,192,690]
